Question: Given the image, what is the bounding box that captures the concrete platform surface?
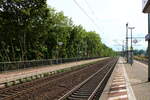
[125,58,150,100]
[0,58,107,84]
[100,57,150,100]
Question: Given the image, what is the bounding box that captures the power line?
[84,0,95,15]
[72,0,102,32]
[84,0,102,30]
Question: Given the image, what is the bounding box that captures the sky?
[47,0,148,51]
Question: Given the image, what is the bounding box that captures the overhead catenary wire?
[84,0,95,15]
[84,0,102,30]
[73,0,102,32]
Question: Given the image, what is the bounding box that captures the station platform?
[0,58,107,88]
[100,57,150,100]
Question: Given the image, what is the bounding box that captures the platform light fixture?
[128,27,135,65]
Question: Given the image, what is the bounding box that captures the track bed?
[0,58,117,100]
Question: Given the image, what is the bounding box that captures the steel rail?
[0,58,115,100]
[88,59,118,100]
[58,58,118,100]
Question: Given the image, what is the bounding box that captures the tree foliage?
[0,1,116,62]
[133,49,146,56]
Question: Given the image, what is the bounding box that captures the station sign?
[143,0,150,13]
[133,39,138,44]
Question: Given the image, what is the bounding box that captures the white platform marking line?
[114,76,124,77]
[112,81,125,85]
[115,74,123,76]
[121,58,136,100]
[113,78,124,81]
[114,77,124,79]
[111,84,126,89]
[108,95,128,100]
[110,89,127,93]
[114,76,124,78]
[113,79,125,82]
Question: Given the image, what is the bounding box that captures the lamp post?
[148,14,150,81]
[122,40,125,57]
[128,27,135,65]
[126,23,129,63]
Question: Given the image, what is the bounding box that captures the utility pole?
[122,40,124,57]
[128,27,135,65]
[126,23,128,63]
[148,14,150,81]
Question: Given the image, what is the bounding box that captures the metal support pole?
[126,23,128,63]
[128,27,134,65]
[131,28,133,65]
[148,14,150,81]
[122,40,124,57]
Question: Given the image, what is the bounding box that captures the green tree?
[0,1,116,62]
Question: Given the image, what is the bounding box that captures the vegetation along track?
[0,58,118,100]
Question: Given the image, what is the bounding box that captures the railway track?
[59,58,118,100]
[0,58,117,100]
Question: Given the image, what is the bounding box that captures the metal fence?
[0,57,101,72]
